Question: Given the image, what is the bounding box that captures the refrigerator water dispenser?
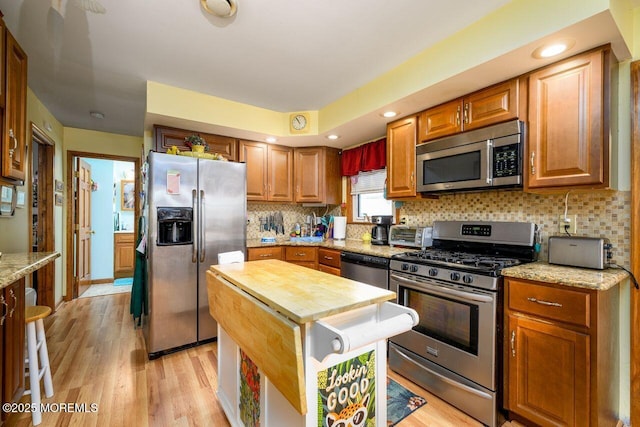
[157,207,193,245]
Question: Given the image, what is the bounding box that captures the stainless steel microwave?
[416,120,523,193]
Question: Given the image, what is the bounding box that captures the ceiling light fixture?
[89,111,105,119]
[200,0,238,17]
[532,38,575,59]
[326,134,340,140]
[382,111,398,118]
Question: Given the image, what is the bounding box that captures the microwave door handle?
[390,273,494,303]
[486,139,492,185]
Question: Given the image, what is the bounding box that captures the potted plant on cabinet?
[184,134,209,153]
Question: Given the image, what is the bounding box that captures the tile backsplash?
[248,190,631,267]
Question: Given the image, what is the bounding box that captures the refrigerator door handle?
[200,189,206,262]
[192,189,197,263]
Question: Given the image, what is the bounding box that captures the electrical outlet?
[558,215,578,234]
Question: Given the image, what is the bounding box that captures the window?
[350,169,393,222]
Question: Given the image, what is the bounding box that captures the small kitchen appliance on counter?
[371,215,393,245]
[388,225,433,249]
[388,220,538,427]
[548,236,612,270]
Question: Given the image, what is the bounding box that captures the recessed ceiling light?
[532,39,575,59]
[266,137,277,143]
[326,134,340,140]
[90,111,105,119]
[382,111,398,118]
[201,0,238,17]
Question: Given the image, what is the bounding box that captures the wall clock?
[289,113,310,134]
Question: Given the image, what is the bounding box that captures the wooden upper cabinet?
[294,147,340,204]
[386,116,417,199]
[418,100,462,142]
[240,140,293,202]
[2,29,27,182]
[418,78,519,143]
[153,125,238,161]
[526,47,610,190]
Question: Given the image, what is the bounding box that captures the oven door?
[416,140,490,192]
[389,271,497,390]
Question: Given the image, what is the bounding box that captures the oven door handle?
[390,273,494,303]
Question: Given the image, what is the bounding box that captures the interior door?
[75,158,92,297]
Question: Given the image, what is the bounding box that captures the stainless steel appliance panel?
[389,343,497,427]
[390,272,497,389]
[146,153,199,354]
[340,252,389,290]
[197,160,246,341]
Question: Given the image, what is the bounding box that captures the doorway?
[65,151,139,300]
[29,123,55,310]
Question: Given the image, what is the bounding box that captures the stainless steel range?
[388,220,538,427]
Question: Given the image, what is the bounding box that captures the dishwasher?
[340,251,390,290]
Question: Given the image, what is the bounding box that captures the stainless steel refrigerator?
[143,151,246,358]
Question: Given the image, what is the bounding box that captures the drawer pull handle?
[0,295,7,326]
[295,252,306,257]
[511,330,515,357]
[8,289,17,317]
[527,297,562,307]
[259,254,272,257]
[323,256,333,260]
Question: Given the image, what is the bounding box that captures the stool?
[24,306,53,426]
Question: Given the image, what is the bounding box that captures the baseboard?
[91,278,115,285]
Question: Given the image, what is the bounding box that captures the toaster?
[548,236,612,270]
[389,225,433,249]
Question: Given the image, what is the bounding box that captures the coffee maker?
[371,215,393,245]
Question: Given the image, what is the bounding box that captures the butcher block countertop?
[502,261,629,291]
[209,259,395,324]
[0,251,60,289]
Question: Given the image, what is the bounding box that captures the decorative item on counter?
[184,134,209,153]
[362,232,372,243]
[166,145,180,155]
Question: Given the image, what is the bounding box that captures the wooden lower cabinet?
[503,277,619,427]
[247,246,282,261]
[114,232,135,278]
[284,246,317,270]
[318,248,341,276]
[1,278,25,421]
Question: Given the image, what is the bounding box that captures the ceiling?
[0,1,633,148]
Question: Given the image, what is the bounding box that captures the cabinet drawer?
[285,247,317,262]
[318,248,340,269]
[114,233,135,244]
[247,247,282,261]
[507,279,590,328]
[318,264,341,276]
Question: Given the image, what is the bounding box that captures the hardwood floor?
[4,293,518,426]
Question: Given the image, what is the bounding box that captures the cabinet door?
[240,140,268,200]
[153,125,238,161]
[294,148,323,203]
[464,79,518,131]
[386,116,417,198]
[267,145,293,202]
[507,314,589,427]
[2,31,27,182]
[527,48,608,189]
[114,233,135,278]
[3,279,25,408]
[418,99,462,142]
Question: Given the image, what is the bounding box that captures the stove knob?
[428,268,438,277]
[401,264,410,271]
[463,275,474,284]
[450,272,461,281]
[410,265,419,273]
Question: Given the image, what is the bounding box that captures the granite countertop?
[502,261,629,291]
[0,252,61,289]
[246,238,413,258]
[210,259,396,323]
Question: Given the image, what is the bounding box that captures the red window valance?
[340,138,386,176]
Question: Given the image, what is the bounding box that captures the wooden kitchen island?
[206,259,417,427]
